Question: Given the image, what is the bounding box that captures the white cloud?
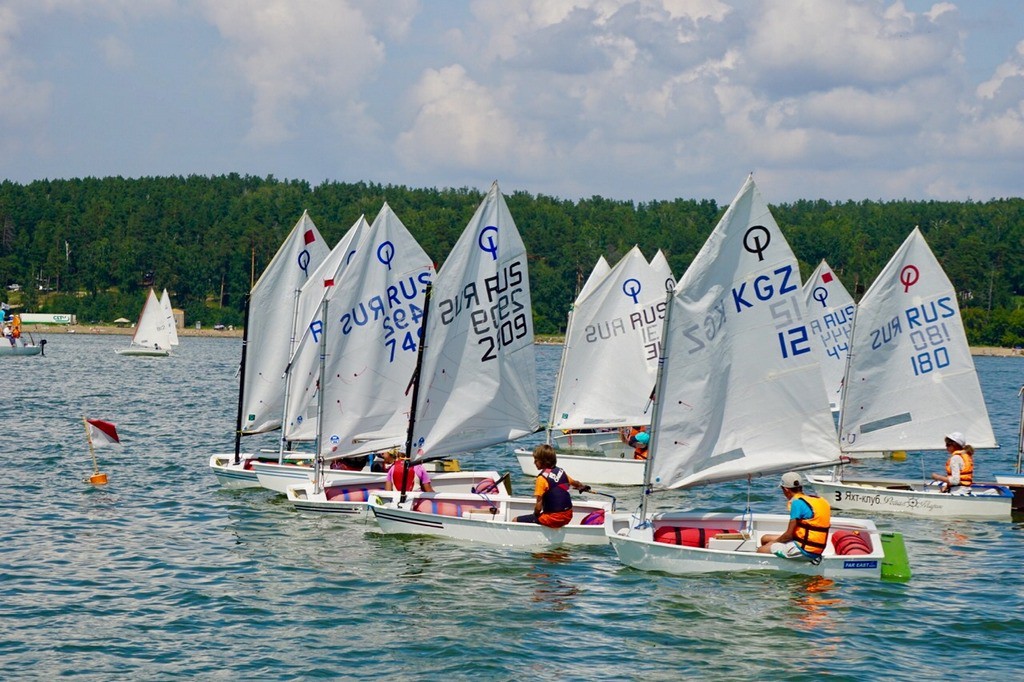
[197,0,401,146]
[0,5,52,127]
[395,64,548,174]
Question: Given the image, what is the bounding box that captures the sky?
[0,0,1022,205]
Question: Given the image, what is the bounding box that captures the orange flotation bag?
[831,529,873,555]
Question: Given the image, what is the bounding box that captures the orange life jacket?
[790,492,831,555]
[946,449,974,486]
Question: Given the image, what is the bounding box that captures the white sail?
[411,181,540,458]
[649,249,676,293]
[282,214,370,441]
[240,210,330,434]
[648,175,841,490]
[576,256,611,302]
[288,205,433,456]
[551,246,666,430]
[838,227,996,452]
[802,260,854,412]
[129,289,173,351]
[159,289,179,346]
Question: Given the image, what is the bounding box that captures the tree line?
[1,174,1022,345]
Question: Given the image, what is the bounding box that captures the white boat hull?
[805,474,1013,519]
[992,473,1024,486]
[369,493,618,547]
[0,344,42,357]
[607,511,887,579]
[514,448,644,486]
[253,461,381,493]
[208,453,314,490]
[116,347,169,357]
[286,471,510,515]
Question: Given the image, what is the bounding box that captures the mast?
[835,297,862,452]
[232,294,252,465]
[278,285,306,462]
[312,298,330,494]
[399,284,433,505]
[546,305,574,445]
[638,285,675,523]
[1016,385,1024,475]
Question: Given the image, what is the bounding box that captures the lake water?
[4,335,1023,680]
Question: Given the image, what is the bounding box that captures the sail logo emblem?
[900,265,919,293]
[664,277,676,293]
[812,286,829,307]
[622,278,642,304]
[743,225,771,262]
[377,241,395,270]
[297,229,317,275]
[478,226,499,260]
[330,434,340,445]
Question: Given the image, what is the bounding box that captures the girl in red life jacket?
[515,444,589,528]
[385,456,435,492]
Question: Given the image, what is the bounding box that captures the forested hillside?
[1,175,1022,345]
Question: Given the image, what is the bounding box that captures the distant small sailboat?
[116,289,173,357]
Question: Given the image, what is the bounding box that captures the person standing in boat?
[931,432,974,493]
[385,454,434,492]
[515,444,590,528]
[757,472,831,560]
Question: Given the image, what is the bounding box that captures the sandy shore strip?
[18,325,1024,357]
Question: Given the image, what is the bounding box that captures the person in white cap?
[931,432,974,493]
[757,471,832,560]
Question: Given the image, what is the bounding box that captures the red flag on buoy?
[86,419,120,446]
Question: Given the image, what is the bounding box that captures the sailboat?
[283,201,507,510]
[606,175,905,579]
[514,247,667,485]
[802,260,854,414]
[0,310,46,357]
[367,182,613,547]
[243,213,374,493]
[209,211,330,488]
[805,228,1013,519]
[116,289,173,357]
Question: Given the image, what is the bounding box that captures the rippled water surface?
[3,335,1023,680]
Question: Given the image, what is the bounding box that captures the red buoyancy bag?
[581,509,605,525]
[653,526,735,548]
[325,487,370,502]
[472,478,499,494]
[831,529,873,555]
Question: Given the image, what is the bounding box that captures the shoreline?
[19,325,1024,357]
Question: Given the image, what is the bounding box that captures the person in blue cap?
[633,430,650,460]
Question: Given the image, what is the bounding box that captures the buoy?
[891,450,908,461]
[89,473,109,485]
